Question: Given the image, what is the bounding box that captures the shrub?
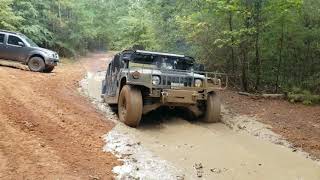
[287,88,320,105]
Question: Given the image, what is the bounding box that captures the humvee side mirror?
[194,64,205,72]
[122,56,130,62]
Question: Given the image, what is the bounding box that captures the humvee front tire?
[118,85,143,127]
[203,93,221,123]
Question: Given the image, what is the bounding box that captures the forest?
[0,0,319,101]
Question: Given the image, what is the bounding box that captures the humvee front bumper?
[142,89,207,114]
[161,89,203,104]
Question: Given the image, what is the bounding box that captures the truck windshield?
[132,54,195,71]
[21,34,38,47]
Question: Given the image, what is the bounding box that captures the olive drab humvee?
[102,50,227,127]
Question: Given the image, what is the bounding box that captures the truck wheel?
[203,93,221,123]
[43,65,55,73]
[28,57,45,72]
[118,85,143,127]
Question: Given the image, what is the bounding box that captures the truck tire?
[118,85,143,127]
[28,57,45,72]
[203,93,221,123]
[43,65,55,73]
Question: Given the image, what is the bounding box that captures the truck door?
[5,35,27,62]
[0,33,6,59]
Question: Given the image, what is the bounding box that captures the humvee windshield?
[131,54,195,71]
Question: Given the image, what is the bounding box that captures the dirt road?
[0,53,118,179]
[1,52,320,180]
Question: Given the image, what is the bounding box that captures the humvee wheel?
[118,85,143,127]
[203,93,221,123]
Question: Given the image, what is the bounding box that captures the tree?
[0,0,21,30]
[1,0,318,94]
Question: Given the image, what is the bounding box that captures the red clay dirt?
[0,53,119,179]
[221,90,320,159]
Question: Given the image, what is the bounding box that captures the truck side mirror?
[18,42,25,47]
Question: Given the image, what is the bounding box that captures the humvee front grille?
[161,75,193,87]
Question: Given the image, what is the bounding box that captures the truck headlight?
[152,76,161,85]
[195,79,203,87]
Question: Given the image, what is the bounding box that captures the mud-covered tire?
[28,57,45,72]
[43,65,55,73]
[118,85,143,127]
[203,93,221,123]
[109,104,118,112]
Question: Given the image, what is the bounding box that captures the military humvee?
[102,50,227,127]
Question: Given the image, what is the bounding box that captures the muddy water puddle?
[117,113,320,180]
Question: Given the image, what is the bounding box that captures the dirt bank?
[0,53,119,179]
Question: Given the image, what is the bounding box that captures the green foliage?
[1,0,113,56]
[1,0,319,96]
[287,88,320,105]
[0,0,22,30]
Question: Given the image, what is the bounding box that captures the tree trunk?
[227,0,236,75]
[58,1,62,25]
[275,21,284,93]
[240,45,248,92]
[254,30,261,91]
[254,1,262,91]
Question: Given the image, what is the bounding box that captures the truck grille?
[161,75,193,87]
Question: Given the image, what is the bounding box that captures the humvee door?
[105,55,121,97]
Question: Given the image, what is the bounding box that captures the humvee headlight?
[152,76,161,85]
[131,71,141,79]
[195,79,203,87]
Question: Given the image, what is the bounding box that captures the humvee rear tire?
[28,57,45,72]
[203,93,221,123]
[118,85,143,127]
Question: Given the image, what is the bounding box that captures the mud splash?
[104,126,184,180]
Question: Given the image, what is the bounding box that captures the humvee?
[102,50,227,127]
